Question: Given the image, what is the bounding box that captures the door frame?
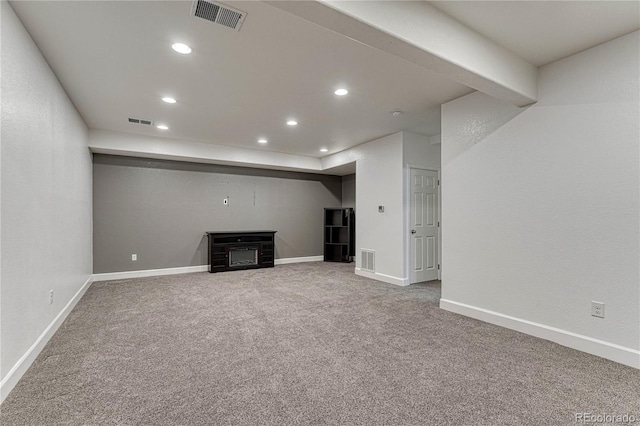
[405,165,441,284]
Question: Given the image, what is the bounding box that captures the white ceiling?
[431,1,640,67]
[10,1,639,161]
[10,0,472,158]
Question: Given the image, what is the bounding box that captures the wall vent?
[128,118,153,126]
[361,249,375,273]
[191,0,246,31]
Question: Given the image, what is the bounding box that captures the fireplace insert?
[229,246,258,267]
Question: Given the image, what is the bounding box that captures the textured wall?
[1,1,92,382]
[93,155,342,273]
[354,133,405,282]
[441,32,639,350]
[341,174,355,209]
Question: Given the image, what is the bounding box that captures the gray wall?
[341,174,355,209]
[93,155,342,273]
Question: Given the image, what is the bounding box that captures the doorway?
[409,168,439,283]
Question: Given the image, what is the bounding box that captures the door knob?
[411,230,416,234]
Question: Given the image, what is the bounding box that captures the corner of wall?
[439,31,640,367]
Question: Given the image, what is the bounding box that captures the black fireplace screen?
[229,246,258,267]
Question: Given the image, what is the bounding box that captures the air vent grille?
[361,250,375,272]
[191,0,246,31]
[128,118,153,126]
[194,1,220,22]
[216,7,242,29]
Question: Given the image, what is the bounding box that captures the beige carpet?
[1,262,638,425]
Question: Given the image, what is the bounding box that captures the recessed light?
[171,43,192,54]
[162,97,176,104]
[156,124,169,130]
[391,110,403,117]
[334,88,348,96]
[258,138,268,144]
[286,120,298,126]
[320,148,328,153]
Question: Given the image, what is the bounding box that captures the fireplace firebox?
[229,246,258,267]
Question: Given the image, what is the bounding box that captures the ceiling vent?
[128,118,153,126]
[191,0,246,31]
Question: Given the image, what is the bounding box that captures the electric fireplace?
[206,231,276,273]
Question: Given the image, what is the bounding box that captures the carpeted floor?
[1,262,638,425]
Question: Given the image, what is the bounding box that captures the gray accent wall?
[341,174,355,209]
[93,155,342,273]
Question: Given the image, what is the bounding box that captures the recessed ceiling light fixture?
[171,43,192,54]
[391,110,403,117]
[320,148,328,153]
[258,138,268,144]
[162,97,177,104]
[334,88,348,96]
[286,120,298,126]
[156,124,169,130]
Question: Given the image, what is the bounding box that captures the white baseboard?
[355,268,409,286]
[93,256,324,282]
[275,255,323,265]
[0,275,93,404]
[440,299,640,369]
[92,265,209,281]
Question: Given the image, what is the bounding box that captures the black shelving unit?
[323,208,355,262]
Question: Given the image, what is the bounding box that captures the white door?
[410,168,439,283]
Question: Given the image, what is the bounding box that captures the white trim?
[92,265,209,281]
[355,268,409,286]
[275,255,323,265]
[0,276,93,403]
[92,256,324,282]
[440,299,640,369]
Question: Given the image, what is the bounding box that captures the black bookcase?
[323,208,355,262]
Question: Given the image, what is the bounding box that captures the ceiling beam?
[266,0,538,107]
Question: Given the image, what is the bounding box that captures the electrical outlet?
[591,301,605,318]
[131,254,137,261]
[49,290,54,305]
